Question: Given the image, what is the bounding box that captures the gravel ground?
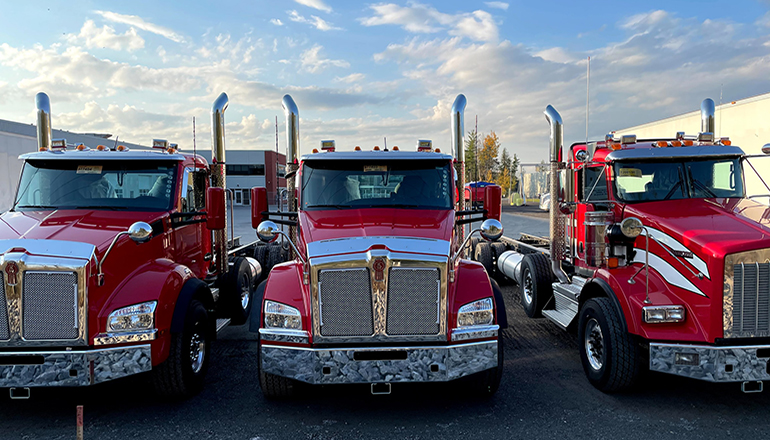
[1,279,768,439]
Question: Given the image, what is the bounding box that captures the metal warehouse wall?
[0,132,33,212]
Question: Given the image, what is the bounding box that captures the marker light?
[76,144,88,151]
[720,138,732,146]
[434,148,441,153]
[392,146,399,151]
[671,141,682,147]
[312,148,319,154]
[354,146,361,151]
[373,146,380,151]
[117,145,129,152]
[96,145,107,151]
[683,140,694,146]
[655,141,668,147]
[610,143,622,150]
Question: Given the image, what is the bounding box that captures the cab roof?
[20,149,197,162]
[300,151,453,161]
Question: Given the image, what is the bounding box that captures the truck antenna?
[384,136,387,151]
[193,116,197,163]
[585,56,590,146]
[113,135,118,152]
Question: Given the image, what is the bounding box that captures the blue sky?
[1,0,770,163]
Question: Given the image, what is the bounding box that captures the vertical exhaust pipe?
[701,98,715,134]
[451,94,467,249]
[211,92,229,274]
[544,105,570,284]
[282,95,300,251]
[35,92,52,152]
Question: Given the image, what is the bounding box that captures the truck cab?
[500,98,770,393]
[251,95,507,397]
[0,92,258,399]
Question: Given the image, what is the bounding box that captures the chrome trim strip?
[0,239,96,261]
[300,151,452,161]
[259,328,310,344]
[260,340,497,384]
[650,342,770,382]
[93,329,157,346]
[307,237,451,259]
[0,344,151,387]
[450,324,500,342]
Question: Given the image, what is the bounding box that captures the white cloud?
[484,2,509,10]
[288,10,342,31]
[534,47,577,64]
[300,45,350,73]
[67,20,145,52]
[335,73,366,83]
[359,3,499,42]
[270,18,283,26]
[197,33,263,66]
[294,0,332,13]
[95,10,186,43]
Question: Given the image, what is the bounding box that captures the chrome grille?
[730,262,770,337]
[387,268,440,335]
[0,274,8,340]
[318,268,373,337]
[22,271,78,340]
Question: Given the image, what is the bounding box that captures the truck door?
[174,167,207,277]
[574,164,610,266]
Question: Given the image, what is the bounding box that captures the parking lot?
[2,274,768,439]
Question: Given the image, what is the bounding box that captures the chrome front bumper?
[650,342,770,382]
[260,340,498,384]
[0,344,151,387]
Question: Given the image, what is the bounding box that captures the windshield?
[14,160,177,211]
[613,158,744,202]
[301,159,453,210]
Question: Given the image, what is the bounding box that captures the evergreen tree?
[463,128,479,182]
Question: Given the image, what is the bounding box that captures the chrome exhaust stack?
[211,92,229,274]
[35,92,52,152]
[282,94,300,250]
[451,94,467,248]
[701,98,715,135]
[544,105,570,284]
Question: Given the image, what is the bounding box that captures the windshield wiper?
[306,204,352,209]
[74,205,128,210]
[687,166,717,198]
[388,203,424,208]
[14,205,57,210]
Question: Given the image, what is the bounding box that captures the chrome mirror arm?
[97,231,129,287]
[271,230,310,285]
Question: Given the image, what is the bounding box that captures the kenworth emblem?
[372,258,386,281]
[5,262,19,286]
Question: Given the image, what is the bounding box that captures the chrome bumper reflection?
[650,342,770,382]
[0,344,151,387]
[260,340,498,384]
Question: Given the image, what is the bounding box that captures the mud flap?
[249,280,267,333]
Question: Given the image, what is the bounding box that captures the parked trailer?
[0,92,261,399]
[475,99,770,393]
[249,94,509,398]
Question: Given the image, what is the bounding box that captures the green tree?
[463,128,479,182]
[497,148,517,196]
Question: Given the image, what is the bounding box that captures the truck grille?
[22,271,78,341]
[387,268,440,335]
[729,262,770,338]
[0,274,8,340]
[318,268,374,337]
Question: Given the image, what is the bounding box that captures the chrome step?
[216,318,231,333]
[543,286,579,330]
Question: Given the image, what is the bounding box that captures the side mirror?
[762,144,770,155]
[257,220,280,243]
[127,222,152,243]
[480,219,503,241]
[206,187,226,230]
[251,187,268,229]
[484,185,502,220]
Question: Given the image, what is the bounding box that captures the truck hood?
[625,198,770,259]
[0,209,164,255]
[300,208,454,257]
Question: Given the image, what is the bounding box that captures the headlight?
[457,297,494,327]
[106,301,157,332]
[264,300,302,330]
[643,305,686,323]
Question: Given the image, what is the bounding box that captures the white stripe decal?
[632,249,707,297]
[643,226,710,279]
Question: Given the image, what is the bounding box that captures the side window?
[584,166,608,201]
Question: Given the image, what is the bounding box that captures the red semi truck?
[0,92,259,398]
[249,94,508,398]
[488,98,770,392]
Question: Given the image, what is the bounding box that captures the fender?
[170,278,215,334]
[262,261,311,332]
[580,278,628,333]
[489,278,508,329]
[249,279,267,333]
[449,259,503,329]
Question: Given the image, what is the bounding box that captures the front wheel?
[257,338,297,399]
[578,298,641,392]
[464,331,503,397]
[152,299,211,398]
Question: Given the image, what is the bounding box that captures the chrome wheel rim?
[585,318,604,371]
[189,332,206,374]
[522,270,534,306]
[240,273,250,310]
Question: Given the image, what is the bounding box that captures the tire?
[466,237,481,257]
[578,298,641,392]
[464,331,503,397]
[152,299,211,398]
[254,244,268,274]
[225,257,253,325]
[474,242,493,274]
[520,253,552,318]
[257,337,297,399]
[490,242,509,281]
[267,244,285,270]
